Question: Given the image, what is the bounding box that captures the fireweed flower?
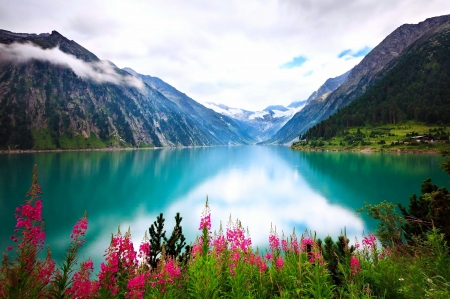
[66,259,99,298]
[275,256,284,269]
[269,224,280,252]
[70,214,88,246]
[99,229,137,295]
[362,234,377,249]
[301,237,314,252]
[11,199,46,249]
[226,217,252,253]
[126,273,146,299]
[350,256,361,276]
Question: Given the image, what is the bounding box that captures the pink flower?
[66,259,99,298]
[275,256,284,269]
[199,214,211,231]
[70,216,88,246]
[362,234,377,249]
[350,256,361,276]
[164,259,181,279]
[126,273,146,299]
[269,233,280,251]
[301,237,314,251]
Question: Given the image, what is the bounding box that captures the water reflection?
[0,146,447,273]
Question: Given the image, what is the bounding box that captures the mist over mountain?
[0,30,253,149]
[203,102,303,142]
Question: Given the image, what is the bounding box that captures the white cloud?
[0,42,144,89]
[1,0,450,110]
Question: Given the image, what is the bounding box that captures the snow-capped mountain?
[202,102,306,142]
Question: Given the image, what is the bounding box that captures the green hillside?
[297,27,450,147]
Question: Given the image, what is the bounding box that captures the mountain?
[202,102,303,142]
[263,69,351,144]
[304,70,351,104]
[288,100,308,109]
[266,14,450,144]
[122,67,255,144]
[301,18,450,140]
[0,29,253,149]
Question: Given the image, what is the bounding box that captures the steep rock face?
[0,30,252,149]
[305,70,351,104]
[266,14,450,144]
[264,70,351,144]
[123,68,255,144]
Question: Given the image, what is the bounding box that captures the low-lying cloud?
[0,42,144,90]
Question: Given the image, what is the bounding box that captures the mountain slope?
[203,102,302,142]
[123,68,254,144]
[266,14,450,144]
[301,20,450,140]
[0,30,252,149]
[264,69,350,144]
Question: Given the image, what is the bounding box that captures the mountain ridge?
[265,14,450,144]
[0,30,253,149]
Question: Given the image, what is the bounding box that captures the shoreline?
[0,144,443,155]
[290,146,441,154]
[0,146,164,155]
[0,144,238,155]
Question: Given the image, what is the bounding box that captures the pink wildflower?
[275,256,284,269]
[281,239,288,252]
[350,256,361,276]
[126,273,146,299]
[98,230,137,295]
[213,234,226,256]
[70,215,88,246]
[164,259,181,279]
[66,259,99,298]
[301,237,314,251]
[11,199,46,249]
[362,234,377,249]
[269,225,280,251]
[226,217,252,252]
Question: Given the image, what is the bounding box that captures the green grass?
[32,129,58,150]
[292,121,450,152]
[59,132,107,149]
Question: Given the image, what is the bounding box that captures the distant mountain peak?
[264,105,288,112]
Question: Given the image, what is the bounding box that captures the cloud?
[0,42,144,90]
[338,46,372,59]
[280,55,308,69]
[1,0,450,110]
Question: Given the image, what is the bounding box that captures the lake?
[0,146,448,271]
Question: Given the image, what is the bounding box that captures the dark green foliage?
[320,235,354,285]
[148,213,189,269]
[301,30,450,141]
[399,178,450,245]
[357,201,404,247]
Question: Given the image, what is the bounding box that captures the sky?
[1,0,450,111]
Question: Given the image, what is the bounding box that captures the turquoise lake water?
[0,146,448,271]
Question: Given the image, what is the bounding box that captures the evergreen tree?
[147,212,190,269]
[398,151,450,244]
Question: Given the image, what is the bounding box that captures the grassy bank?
[292,121,450,153]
